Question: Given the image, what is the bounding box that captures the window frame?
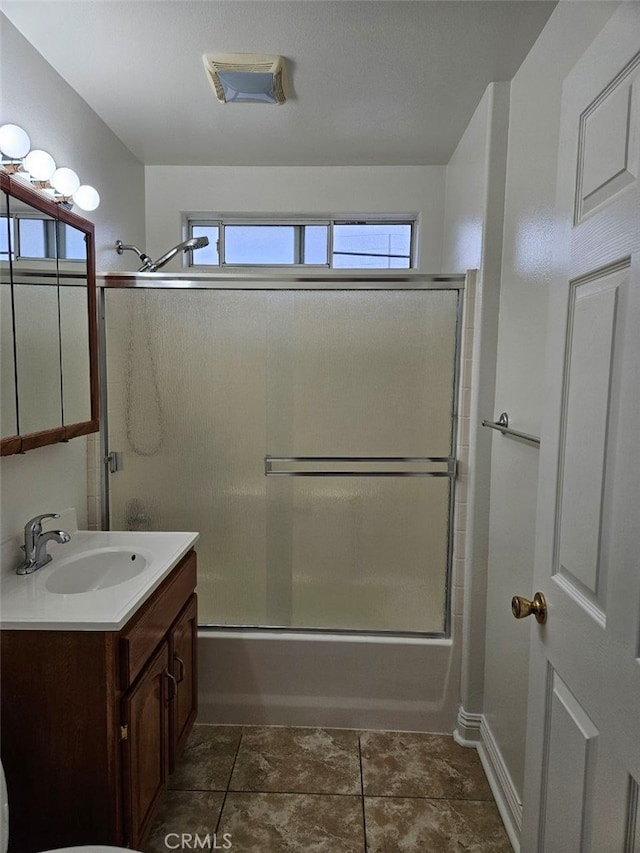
[185,216,417,270]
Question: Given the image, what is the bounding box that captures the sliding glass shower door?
[104,282,460,634]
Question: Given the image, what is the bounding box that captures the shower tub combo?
[99,270,470,732]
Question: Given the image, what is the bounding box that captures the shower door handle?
[264,455,456,477]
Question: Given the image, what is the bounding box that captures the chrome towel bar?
[481,412,540,447]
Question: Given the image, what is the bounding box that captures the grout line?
[225,787,362,797]
[168,786,227,793]
[363,793,495,803]
[169,784,492,804]
[358,734,368,853]
[214,730,244,834]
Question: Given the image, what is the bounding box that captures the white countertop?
[0,530,199,631]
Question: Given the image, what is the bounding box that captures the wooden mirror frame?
[0,171,99,455]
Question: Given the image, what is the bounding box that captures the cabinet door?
[169,594,198,768]
[122,640,170,849]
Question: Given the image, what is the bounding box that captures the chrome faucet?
[17,513,71,575]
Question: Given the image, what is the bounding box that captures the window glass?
[187,219,414,268]
[61,224,86,260]
[333,224,411,269]
[225,225,296,265]
[0,216,11,259]
[303,225,328,264]
[18,219,47,258]
[192,224,220,265]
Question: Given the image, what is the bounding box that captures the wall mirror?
[0,172,98,455]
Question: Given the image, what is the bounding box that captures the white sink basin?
[1,529,199,630]
[45,548,148,594]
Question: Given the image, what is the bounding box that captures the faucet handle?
[24,513,60,534]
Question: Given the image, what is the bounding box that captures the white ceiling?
[1,1,556,166]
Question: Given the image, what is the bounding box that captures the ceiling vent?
[202,53,287,105]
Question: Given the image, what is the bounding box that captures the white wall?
[0,17,145,547]
[443,81,511,731]
[442,89,491,273]
[145,165,445,273]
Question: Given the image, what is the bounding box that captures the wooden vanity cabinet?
[0,549,198,853]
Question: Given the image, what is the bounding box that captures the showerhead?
[189,236,209,251]
[148,236,210,271]
[115,236,210,272]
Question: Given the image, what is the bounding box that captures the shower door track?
[98,271,466,638]
[98,270,465,290]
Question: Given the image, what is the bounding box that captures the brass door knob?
[511,592,547,624]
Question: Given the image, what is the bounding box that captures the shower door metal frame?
[98,271,466,638]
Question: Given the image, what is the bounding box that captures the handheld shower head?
[189,237,209,251]
[115,236,210,272]
[148,236,210,271]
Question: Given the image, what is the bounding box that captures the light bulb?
[51,167,80,196]
[73,185,100,212]
[23,149,56,181]
[0,124,31,159]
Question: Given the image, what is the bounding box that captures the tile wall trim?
[86,434,102,530]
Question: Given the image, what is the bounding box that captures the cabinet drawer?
[120,550,196,689]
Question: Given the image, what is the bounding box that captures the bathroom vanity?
[0,531,198,852]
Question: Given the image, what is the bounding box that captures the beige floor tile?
[218,792,365,852]
[230,726,361,794]
[143,790,225,853]
[360,731,492,800]
[364,796,512,853]
[169,724,242,791]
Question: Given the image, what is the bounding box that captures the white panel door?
[521,7,640,852]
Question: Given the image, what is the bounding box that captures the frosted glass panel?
[267,477,449,632]
[106,289,268,625]
[106,286,458,633]
[267,291,457,456]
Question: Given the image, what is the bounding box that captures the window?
[0,216,85,261]
[187,218,415,269]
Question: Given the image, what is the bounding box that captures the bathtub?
[197,625,462,733]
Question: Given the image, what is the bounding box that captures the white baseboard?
[453,705,482,746]
[454,706,522,853]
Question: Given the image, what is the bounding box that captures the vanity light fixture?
[0,123,30,162]
[202,54,287,104]
[51,167,80,197]
[72,184,100,212]
[23,149,56,181]
[0,123,100,212]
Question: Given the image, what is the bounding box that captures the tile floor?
[144,725,512,853]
